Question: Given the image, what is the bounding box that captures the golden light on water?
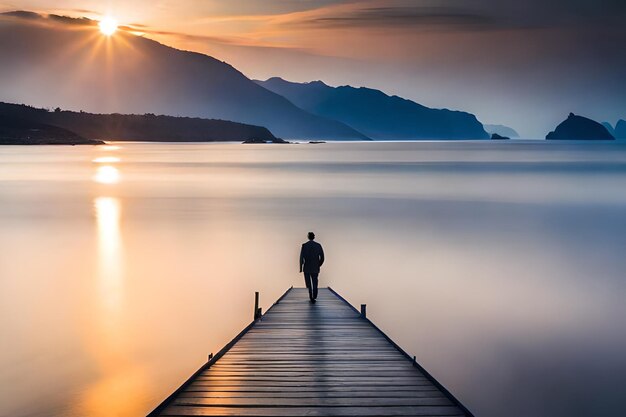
[99,17,119,36]
[77,366,148,417]
[94,197,123,313]
[93,151,123,308]
[93,156,121,163]
[75,144,142,416]
[78,197,143,417]
[94,165,120,184]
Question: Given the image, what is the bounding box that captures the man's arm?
[319,245,325,267]
[299,245,304,272]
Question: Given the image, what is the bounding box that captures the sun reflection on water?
[72,148,147,416]
[94,165,120,184]
[93,156,121,163]
[100,145,121,151]
[95,197,123,313]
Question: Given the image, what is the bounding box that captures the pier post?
[254,292,260,320]
[360,304,367,318]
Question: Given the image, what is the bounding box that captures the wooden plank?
[200,371,424,377]
[196,373,429,380]
[160,405,465,416]
[183,386,441,393]
[171,397,454,407]
[177,391,445,399]
[189,379,431,388]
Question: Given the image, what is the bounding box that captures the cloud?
[47,13,94,26]
[134,27,264,47]
[2,10,40,20]
[1,10,95,27]
[301,6,499,30]
[270,0,626,33]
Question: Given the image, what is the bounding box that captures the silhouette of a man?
[300,232,324,303]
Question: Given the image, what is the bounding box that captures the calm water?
[1,141,626,417]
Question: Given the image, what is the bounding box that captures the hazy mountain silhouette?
[484,124,519,138]
[255,77,489,140]
[0,12,368,141]
[0,113,102,145]
[602,122,616,137]
[614,120,626,139]
[546,113,615,140]
[0,102,279,142]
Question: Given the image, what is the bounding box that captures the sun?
[98,17,118,36]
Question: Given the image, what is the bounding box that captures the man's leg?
[303,272,313,300]
[311,273,319,300]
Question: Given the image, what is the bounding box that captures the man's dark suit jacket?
[300,241,325,273]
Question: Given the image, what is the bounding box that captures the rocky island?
[490,133,510,140]
[242,138,289,144]
[546,113,615,140]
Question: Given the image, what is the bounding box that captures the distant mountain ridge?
[602,122,616,137]
[0,12,367,140]
[484,124,520,138]
[0,102,278,142]
[255,77,489,140]
[611,119,626,139]
[546,113,614,140]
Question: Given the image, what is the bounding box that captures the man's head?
[307,232,315,240]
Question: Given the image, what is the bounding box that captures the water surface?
[1,141,625,417]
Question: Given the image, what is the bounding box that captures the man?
[299,232,325,303]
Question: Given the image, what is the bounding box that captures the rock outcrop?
[546,113,614,140]
[491,133,510,140]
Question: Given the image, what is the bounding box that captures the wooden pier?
[148,287,473,416]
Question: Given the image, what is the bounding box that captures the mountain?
[602,122,616,137]
[546,113,615,140]
[614,120,626,139]
[0,12,367,141]
[484,124,519,138]
[0,102,278,142]
[255,77,489,140]
[0,114,102,145]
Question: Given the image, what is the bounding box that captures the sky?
[0,0,625,137]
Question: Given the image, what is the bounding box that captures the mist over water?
[1,141,625,417]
